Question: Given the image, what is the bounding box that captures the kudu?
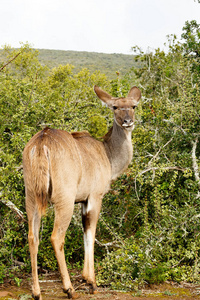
[23,85,141,299]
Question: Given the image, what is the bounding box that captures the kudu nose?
[122,118,134,127]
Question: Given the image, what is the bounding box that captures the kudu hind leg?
[27,206,42,299]
[51,201,78,299]
[82,199,101,294]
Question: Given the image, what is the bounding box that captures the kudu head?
[94,85,141,131]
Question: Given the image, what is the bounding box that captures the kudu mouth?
[122,119,134,129]
[114,116,134,130]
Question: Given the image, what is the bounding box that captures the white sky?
[1,0,200,54]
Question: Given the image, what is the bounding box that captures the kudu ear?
[127,86,141,102]
[94,85,115,108]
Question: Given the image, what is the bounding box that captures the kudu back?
[23,85,141,299]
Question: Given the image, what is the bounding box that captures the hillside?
[37,49,138,77]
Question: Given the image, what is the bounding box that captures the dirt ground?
[1,271,200,300]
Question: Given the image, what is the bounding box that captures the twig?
[0,51,21,71]
[15,164,23,171]
[148,137,173,166]
[0,190,25,220]
[75,282,86,291]
[95,238,118,248]
[191,137,200,189]
[134,166,186,201]
[39,279,61,283]
[139,166,186,176]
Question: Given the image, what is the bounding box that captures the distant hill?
[37,49,138,78]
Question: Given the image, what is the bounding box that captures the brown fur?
[23,85,141,299]
[103,126,113,142]
[71,130,91,138]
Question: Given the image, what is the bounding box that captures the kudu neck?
[103,121,133,180]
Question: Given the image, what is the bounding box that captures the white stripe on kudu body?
[23,85,141,299]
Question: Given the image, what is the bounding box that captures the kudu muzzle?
[119,108,134,128]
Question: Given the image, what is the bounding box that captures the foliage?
[96,20,200,289]
[181,20,200,80]
[97,237,147,290]
[87,115,108,138]
[0,20,200,290]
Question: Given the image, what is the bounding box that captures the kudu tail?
[30,144,50,215]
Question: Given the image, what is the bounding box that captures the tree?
[97,21,200,288]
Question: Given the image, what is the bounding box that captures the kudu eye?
[113,106,118,110]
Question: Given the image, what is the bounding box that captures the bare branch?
[95,239,117,248]
[0,191,25,220]
[0,51,21,72]
[95,238,120,254]
[191,137,200,189]
[134,165,186,201]
[148,137,173,166]
[163,119,187,135]
[15,164,23,171]
[139,166,186,176]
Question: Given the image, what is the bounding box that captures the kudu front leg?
[82,199,101,294]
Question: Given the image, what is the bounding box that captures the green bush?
[97,237,147,290]
[87,115,108,138]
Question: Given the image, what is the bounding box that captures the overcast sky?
[1,0,200,54]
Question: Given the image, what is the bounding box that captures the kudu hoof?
[32,294,42,300]
[63,288,79,299]
[89,284,98,295]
